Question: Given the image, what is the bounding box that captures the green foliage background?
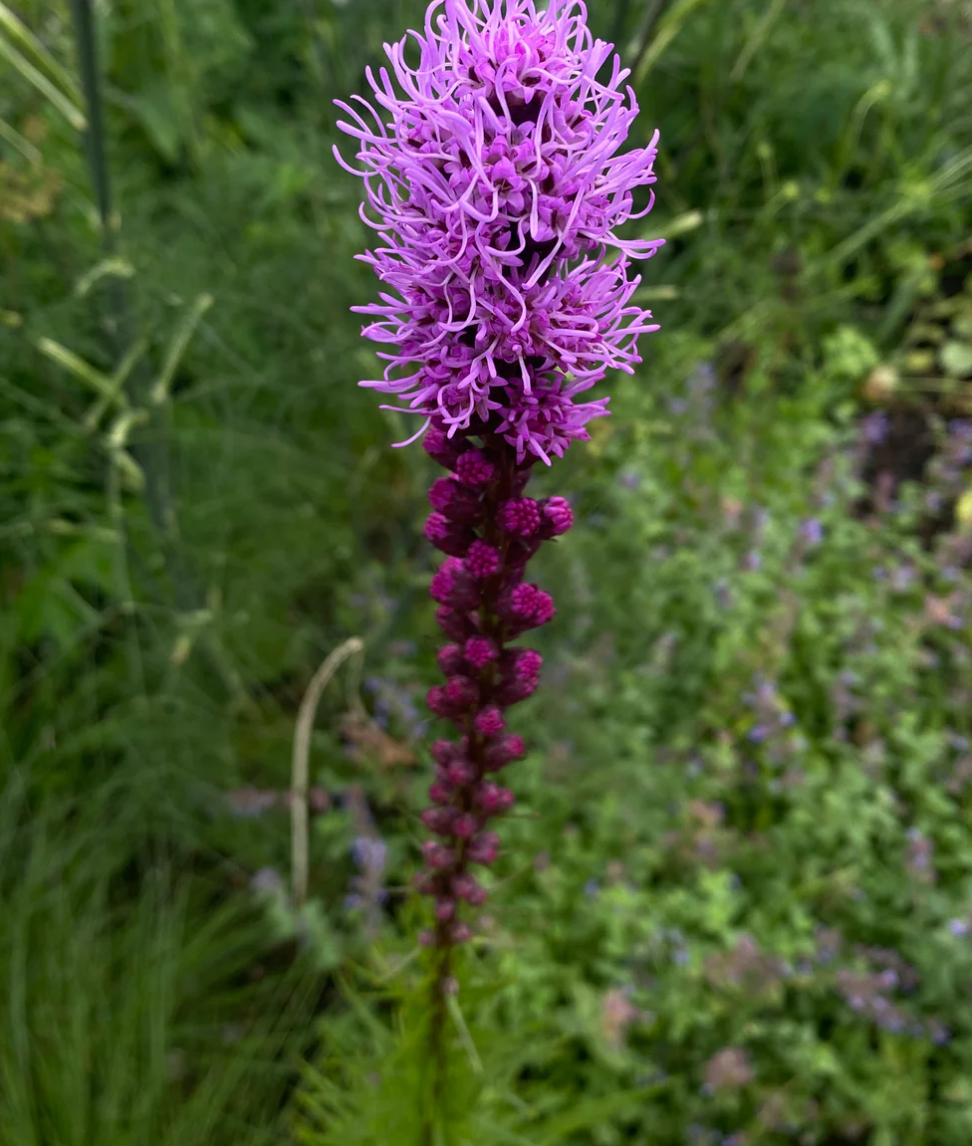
[1,0,972,1143]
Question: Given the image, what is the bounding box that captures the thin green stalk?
[626,0,669,75]
[68,0,196,616]
[610,0,633,48]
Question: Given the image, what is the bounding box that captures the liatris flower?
[335,0,661,951]
[335,0,662,463]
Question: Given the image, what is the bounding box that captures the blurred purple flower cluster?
[741,675,805,773]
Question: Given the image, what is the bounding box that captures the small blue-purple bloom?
[862,411,890,445]
[800,517,823,546]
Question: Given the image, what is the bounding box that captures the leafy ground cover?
[1,0,971,1143]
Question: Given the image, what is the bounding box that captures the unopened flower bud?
[452,813,479,839]
[467,831,500,865]
[452,873,487,905]
[500,497,542,537]
[435,606,476,642]
[513,648,543,683]
[428,781,452,805]
[430,558,480,610]
[465,636,499,668]
[422,841,456,870]
[541,496,573,536]
[450,920,473,944]
[465,540,502,579]
[426,685,454,719]
[429,477,484,524]
[437,644,466,676]
[494,674,539,706]
[446,759,476,785]
[422,807,456,835]
[444,675,478,709]
[454,449,496,486]
[423,426,464,469]
[424,512,474,557]
[477,781,515,815]
[475,706,506,736]
[435,898,457,922]
[498,583,555,631]
[431,739,460,767]
[483,733,526,771]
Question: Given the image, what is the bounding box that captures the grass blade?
[0,34,85,130]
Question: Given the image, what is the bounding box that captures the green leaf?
[939,340,972,378]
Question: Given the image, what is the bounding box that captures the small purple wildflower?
[250,867,285,896]
[227,788,278,819]
[861,411,890,445]
[800,517,823,547]
[930,1020,952,1046]
[352,836,388,872]
[891,564,916,592]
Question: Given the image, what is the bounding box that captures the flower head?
[335,0,662,462]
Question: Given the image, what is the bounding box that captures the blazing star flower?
[336,0,661,952]
[334,0,662,463]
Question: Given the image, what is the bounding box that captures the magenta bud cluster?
[416,425,565,946]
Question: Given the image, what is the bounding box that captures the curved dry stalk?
[291,637,365,907]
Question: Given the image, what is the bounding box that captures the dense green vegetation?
[2,0,972,1143]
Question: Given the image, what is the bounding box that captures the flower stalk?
[416,428,568,953]
[334,0,663,1110]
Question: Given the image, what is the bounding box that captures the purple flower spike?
[336,0,662,956]
[335,0,662,463]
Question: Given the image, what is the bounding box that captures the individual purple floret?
[335,0,661,952]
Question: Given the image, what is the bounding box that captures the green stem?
[611,0,634,48]
[68,0,196,615]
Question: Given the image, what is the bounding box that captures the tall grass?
[0,773,317,1146]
